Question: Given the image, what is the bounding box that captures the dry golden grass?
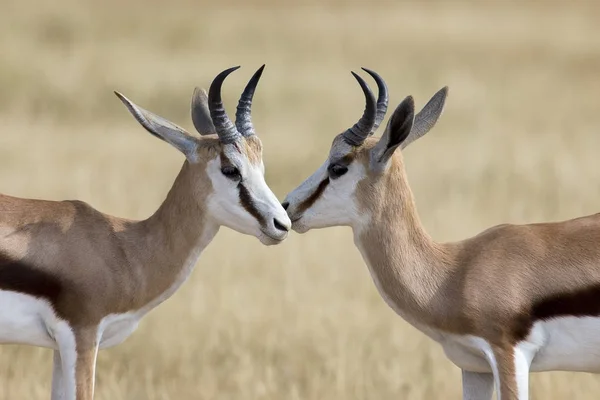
[1,0,600,398]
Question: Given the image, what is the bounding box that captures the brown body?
[0,153,213,327]
[357,143,600,344]
[283,70,600,399]
[0,65,291,400]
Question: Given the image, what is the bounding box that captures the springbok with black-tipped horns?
[0,65,290,400]
[284,68,600,400]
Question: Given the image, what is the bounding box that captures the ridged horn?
[208,66,241,144]
[235,64,265,137]
[342,71,377,146]
[361,67,388,134]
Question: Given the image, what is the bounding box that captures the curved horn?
[235,64,265,137]
[342,72,377,146]
[208,66,241,144]
[361,67,388,134]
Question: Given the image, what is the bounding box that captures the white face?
[283,137,368,233]
[206,139,291,245]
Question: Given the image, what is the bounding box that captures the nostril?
[281,201,289,210]
[273,218,289,232]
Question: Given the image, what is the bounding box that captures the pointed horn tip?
[350,71,370,86]
[251,64,266,80]
[350,71,364,84]
[213,65,242,82]
[359,67,381,78]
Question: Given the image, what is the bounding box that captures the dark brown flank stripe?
[0,254,63,309]
[513,284,600,342]
[296,178,330,215]
[238,183,266,227]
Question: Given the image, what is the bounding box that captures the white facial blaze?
[205,143,290,245]
[285,158,367,233]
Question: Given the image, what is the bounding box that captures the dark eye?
[221,166,241,181]
[328,164,348,179]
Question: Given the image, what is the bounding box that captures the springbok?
[283,68,600,400]
[0,65,290,400]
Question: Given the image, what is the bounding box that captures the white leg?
[462,370,494,400]
[54,324,100,400]
[51,350,66,400]
[54,323,78,400]
[489,346,530,400]
[513,348,530,400]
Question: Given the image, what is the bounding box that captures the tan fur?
[356,137,600,342]
[242,135,263,165]
[0,137,227,326]
[74,328,99,400]
[319,135,600,399]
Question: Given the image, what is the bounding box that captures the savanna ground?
[0,0,600,398]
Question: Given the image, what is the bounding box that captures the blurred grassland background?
[1,0,600,398]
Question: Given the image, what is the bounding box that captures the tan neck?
[353,158,459,327]
[124,161,219,308]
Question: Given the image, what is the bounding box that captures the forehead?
[328,134,377,163]
[329,135,354,160]
[221,136,263,166]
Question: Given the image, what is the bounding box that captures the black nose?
[273,218,289,232]
[281,201,289,210]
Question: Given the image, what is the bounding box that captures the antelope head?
[283,68,448,234]
[116,66,291,245]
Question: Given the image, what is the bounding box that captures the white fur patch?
[528,317,600,372]
[441,334,497,374]
[205,148,289,242]
[287,161,367,232]
[513,348,530,400]
[439,317,600,399]
[53,321,78,400]
[0,290,58,348]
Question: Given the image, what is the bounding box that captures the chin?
[258,232,287,246]
[291,220,311,234]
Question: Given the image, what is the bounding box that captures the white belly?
[98,312,140,349]
[441,316,600,373]
[0,289,143,351]
[0,290,58,348]
[530,316,600,372]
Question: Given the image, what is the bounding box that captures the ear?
[191,87,217,136]
[372,96,415,166]
[115,91,200,161]
[401,86,448,149]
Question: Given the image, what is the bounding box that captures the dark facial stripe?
[0,255,63,309]
[238,183,266,227]
[513,284,600,342]
[296,178,330,215]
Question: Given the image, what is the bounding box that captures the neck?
[126,161,219,310]
[353,158,457,328]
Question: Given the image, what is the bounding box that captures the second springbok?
[0,65,290,400]
[283,68,600,400]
